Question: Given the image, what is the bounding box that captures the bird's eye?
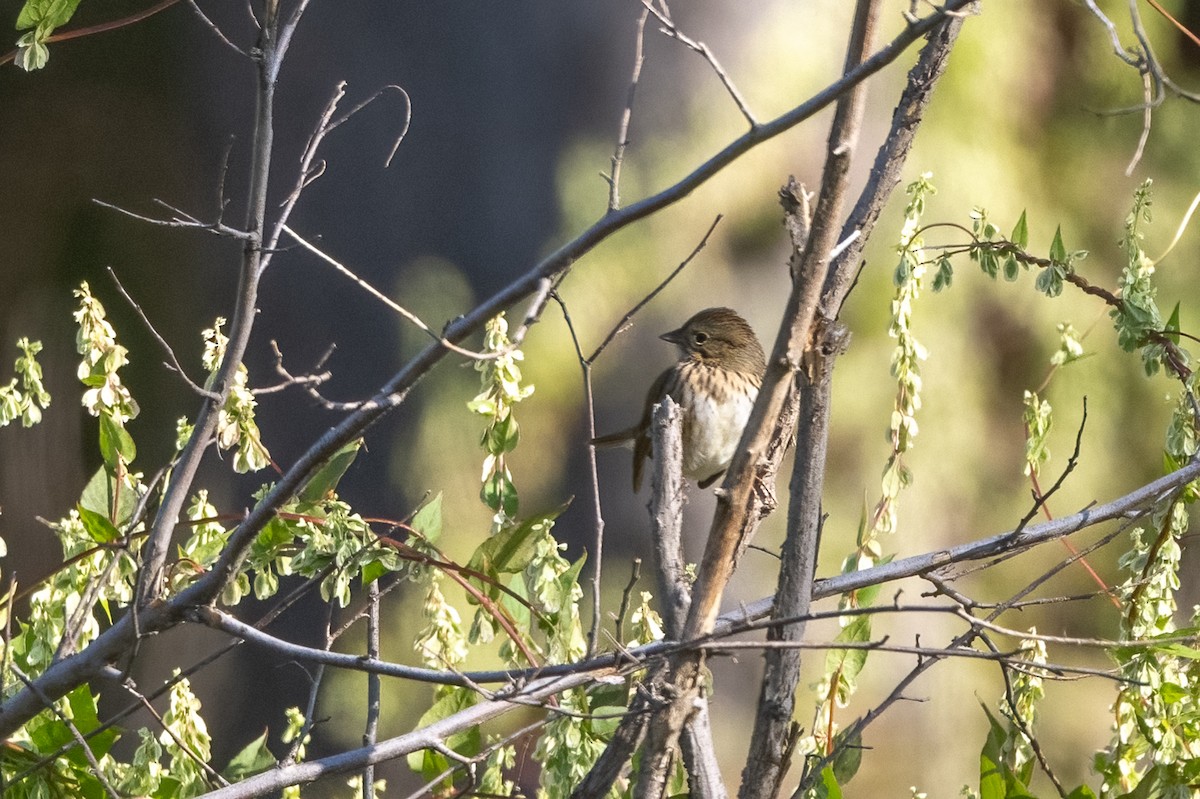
[693,331,708,344]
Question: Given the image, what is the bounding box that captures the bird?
[593,307,766,491]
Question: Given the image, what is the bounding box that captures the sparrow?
[594,307,766,490]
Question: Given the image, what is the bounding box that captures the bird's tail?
[590,428,637,448]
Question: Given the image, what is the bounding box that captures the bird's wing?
[631,366,678,492]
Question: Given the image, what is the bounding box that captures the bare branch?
[649,398,689,636]
[605,9,650,211]
[107,267,219,399]
[197,670,607,799]
[641,0,758,127]
[362,581,381,799]
[281,224,497,360]
[183,0,249,56]
[1080,0,1142,66]
[92,197,255,241]
[587,215,723,363]
[551,293,608,658]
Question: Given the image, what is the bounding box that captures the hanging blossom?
[74,282,139,424]
[201,318,270,473]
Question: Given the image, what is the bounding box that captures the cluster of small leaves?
[877,173,935,537]
[170,491,229,594]
[202,318,271,473]
[957,636,1064,798]
[411,494,470,670]
[799,176,938,795]
[999,634,1048,775]
[535,686,624,799]
[1,684,117,799]
[966,205,1087,301]
[1022,390,1053,478]
[965,208,1026,285]
[1090,378,1200,795]
[0,336,52,556]
[2,319,401,797]
[75,282,140,426]
[12,0,82,71]
[409,319,607,796]
[7,287,146,676]
[1050,322,1086,368]
[0,337,51,429]
[469,314,534,523]
[628,591,666,646]
[2,673,222,799]
[159,674,214,795]
[1095,498,1200,796]
[226,442,406,608]
[1110,180,1183,378]
[800,616,871,793]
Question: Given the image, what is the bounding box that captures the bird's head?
[660,307,765,375]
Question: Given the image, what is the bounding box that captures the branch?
[740,16,964,795]
[107,267,219,399]
[605,8,649,211]
[637,1,884,792]
[195,670,608,799]
[642,0,757,127]
[649,398,725,799]
[649,398,689,636]
[361,581,381,799]
[133,0,292,611]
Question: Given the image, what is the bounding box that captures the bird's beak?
[660,327,686,346]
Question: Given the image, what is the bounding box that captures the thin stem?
[362,581,381,799]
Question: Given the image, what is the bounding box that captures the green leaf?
[932,257,953,292]
[1065,787,1097,799]
[485,413,521,455]
[1049,226,1067,263]
[17,0,84,31]
[1011,210,1029,248]
[824,615,871,687]
[411,492,443,542]
[817,765,843,799]
[851,555,894,607]
[1003,255,1019,282]
[29,716,73,754]
[481,467,518,517]
[298,438,362,502]
[361,558,389,586]
[979,704,1008,799]
[979,249,999,279]
[1165,302,1181,344]
[406,689,481,781]
[830,728,862,784]
[65,685,118,759]
[469,503,569,579]
[16,35,49,71]
[1120,764,1168,799]
[79,467,136,527]
[1035,267,1063,298]
[98,414,136,469]
[978,704,1036,799]
[1158,681,1188,703]
[76,504,120,543]
[589,705,627,738]
[222,730,276,781]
